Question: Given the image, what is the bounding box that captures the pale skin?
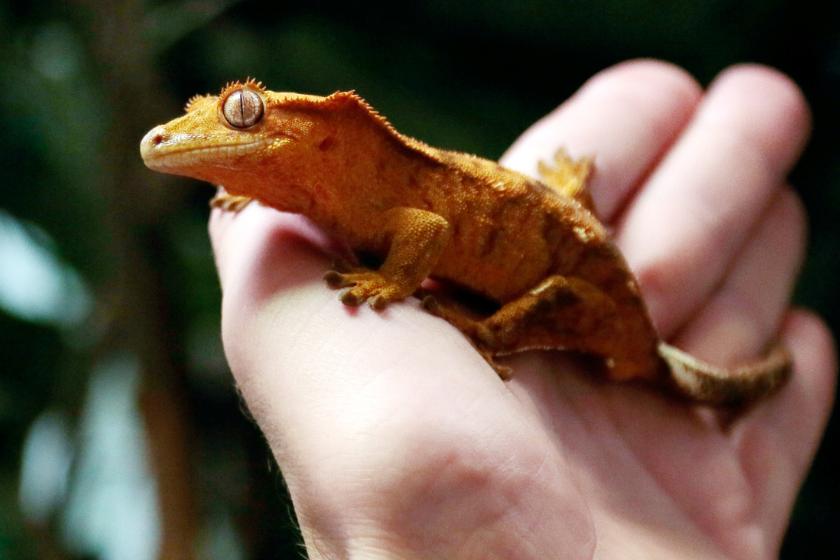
[209,60,836,559]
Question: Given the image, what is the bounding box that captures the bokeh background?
[1,0,838,558]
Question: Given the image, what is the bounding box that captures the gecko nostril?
[318,136,335,151]
[152,133,164,146]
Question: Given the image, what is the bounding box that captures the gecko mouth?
[140,128,272,170]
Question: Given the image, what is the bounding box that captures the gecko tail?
[659,341,792,407]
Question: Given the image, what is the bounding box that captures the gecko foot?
[490,361,514,381]
[325,270,412,310]
[538,149,595,212]
[210,189,254,212]
[337,288,393,310]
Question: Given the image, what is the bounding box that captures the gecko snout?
[139,126,172,168]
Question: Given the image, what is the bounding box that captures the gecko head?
[140,79,348,192]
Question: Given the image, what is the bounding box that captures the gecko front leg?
[324,207,452,309]
[210,188,254,212]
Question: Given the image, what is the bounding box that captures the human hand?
[210,60,835,559]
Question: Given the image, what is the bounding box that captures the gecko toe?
[339,290,365,307]
[324,271,354,288]
[420,295,440,314]
[330,258,354,273]
[369,294,390,310]
[493,363,514,381]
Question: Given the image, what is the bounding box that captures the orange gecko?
[141,79,790,406]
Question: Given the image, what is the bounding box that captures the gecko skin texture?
[141,79,791,406]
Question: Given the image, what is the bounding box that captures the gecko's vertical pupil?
[223,89,264,128]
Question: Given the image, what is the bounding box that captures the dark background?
[1,0,838,558]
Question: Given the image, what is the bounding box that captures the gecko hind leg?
[423,275,659,382]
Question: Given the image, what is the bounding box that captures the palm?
[520,358,783,559]
[211,61,834,559]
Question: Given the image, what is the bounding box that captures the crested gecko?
[140,79,791,406]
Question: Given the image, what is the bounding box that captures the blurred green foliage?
[0,0,838,558]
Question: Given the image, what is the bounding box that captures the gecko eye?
[222,89,264,128]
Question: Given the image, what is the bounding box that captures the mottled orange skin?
[141,80,790,405]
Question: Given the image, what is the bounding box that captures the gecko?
[140,78,791,406]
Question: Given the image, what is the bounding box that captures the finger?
[735,309,836,551]
[672,189,806,364]
[208,206,593,554]
[208,202,500,454]
[208,203,246,284]
[209,200,353,292]
[617,65,811,336]
[500,59,702,221]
